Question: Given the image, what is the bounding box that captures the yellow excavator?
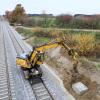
[16,38,78,80]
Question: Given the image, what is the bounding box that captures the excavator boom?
[16,38,78,79]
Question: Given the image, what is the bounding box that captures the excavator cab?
[37,51,45,63]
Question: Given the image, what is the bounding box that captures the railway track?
[3,21,36,100]
[0,20,14,100]
[4,21,54,100]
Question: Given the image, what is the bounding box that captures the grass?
[97,64,100,68]
[32,37,51,46]
[16,27,100,41]
[16,27,34,37]
[16,27,51,45]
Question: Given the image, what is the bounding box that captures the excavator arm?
[28,38,78,68]
[16,38,78,68]
[16,38,78,79]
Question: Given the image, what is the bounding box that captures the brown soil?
[45,47,100,100]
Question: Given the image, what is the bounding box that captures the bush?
[62,33,96,56]
[32,27,50,37]
[23,18,36,27]
[72,34,96,55]
[32,27,59,38]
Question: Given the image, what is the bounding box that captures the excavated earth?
[44,47,100,100]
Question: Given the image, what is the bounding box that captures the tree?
[5,11,12,21]
[23,17,36,26]
[10,4,26,24]
[56,14,73,28]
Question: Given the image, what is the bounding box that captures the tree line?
[5,4,100,29]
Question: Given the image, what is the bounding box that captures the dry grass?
[32,27,43,33]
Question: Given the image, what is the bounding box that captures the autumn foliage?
[63,33,96,56]
[5,4,26,25]
[73,34,95,55]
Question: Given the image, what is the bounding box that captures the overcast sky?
[0,0,100,15]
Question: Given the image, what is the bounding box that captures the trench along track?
[5,21,54,100]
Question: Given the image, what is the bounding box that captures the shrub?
[50,30,59,38]
[32,27,50,37]
[72,34,96,55]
